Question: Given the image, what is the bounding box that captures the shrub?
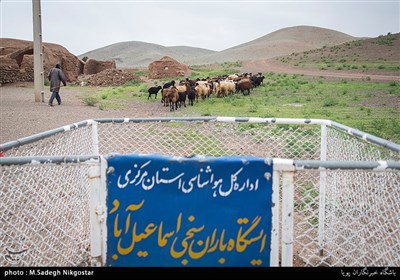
[83,95,98,106]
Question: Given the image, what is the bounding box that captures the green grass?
[286,60,400,71]
[280,33,400,73]
[189,64,241,80]
[82,72,400,144]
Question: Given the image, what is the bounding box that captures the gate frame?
[1,117,399,267]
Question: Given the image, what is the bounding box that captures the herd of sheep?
[147,73,265,111]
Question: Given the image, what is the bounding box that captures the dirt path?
[0,83,171,144]
[241,59,400,82]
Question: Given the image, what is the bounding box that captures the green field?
[81,71,400,144]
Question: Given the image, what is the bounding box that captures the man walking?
[48,63,66,106]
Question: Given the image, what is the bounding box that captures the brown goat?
[162,87,179,111]
[236,78,253,95]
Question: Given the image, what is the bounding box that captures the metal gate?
[1,117,399,266]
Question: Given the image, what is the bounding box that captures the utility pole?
[32,0,45,102]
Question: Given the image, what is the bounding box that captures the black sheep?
[187,87,196,106]
[162,80,175,89]
[178,91,187,108]
[148,86,162,99]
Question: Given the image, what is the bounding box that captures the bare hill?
[228,25,357,50]
[78,41,216,68]
[78,25,360,68]
[186,25,359,65]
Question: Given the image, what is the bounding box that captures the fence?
[1,117,399,267]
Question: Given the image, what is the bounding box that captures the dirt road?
[241,59,400,82]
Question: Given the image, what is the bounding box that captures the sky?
[1,0,399,56]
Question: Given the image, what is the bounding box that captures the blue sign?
[106,154,273,267]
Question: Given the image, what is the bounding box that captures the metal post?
[89,160,103,265]
[281,170,295,266]
[91,121,100,155]
[89,121,102,265]
[100,156,108,265]
[32,0,45,102]
[318,125,327,256]
[270,170,281,266]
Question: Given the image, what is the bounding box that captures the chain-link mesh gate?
[1,117,399,267]
[292,169,400,267]
[0,120,98,267]
[0,162,92,266]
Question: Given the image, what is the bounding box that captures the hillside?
[272,32,400,75]
[230,25,357,50]
[78,25,360,68]
[78,41,216,68]
[186,25,359,65]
